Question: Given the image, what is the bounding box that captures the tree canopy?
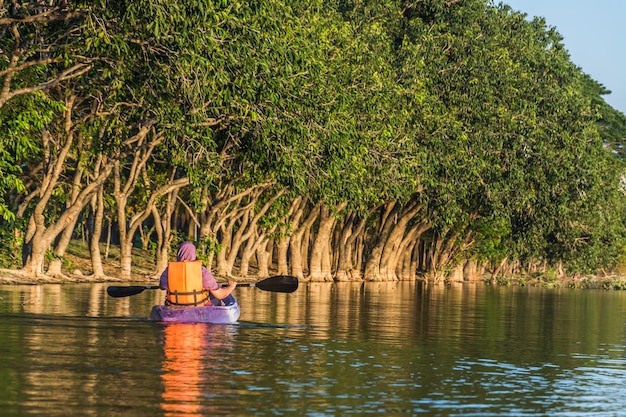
[1,0,625,282]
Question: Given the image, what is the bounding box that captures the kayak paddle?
[106,275,299,298]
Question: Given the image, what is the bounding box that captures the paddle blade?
[107,285,160,298]
[255,275,299,293]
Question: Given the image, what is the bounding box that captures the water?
[1,281,625,416]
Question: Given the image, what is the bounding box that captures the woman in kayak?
[159,241,237,306]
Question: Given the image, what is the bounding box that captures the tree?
[3,0,625,282]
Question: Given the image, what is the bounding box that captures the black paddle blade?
[106,285,161,298]
[255,275,299,293]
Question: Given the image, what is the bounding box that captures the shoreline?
[2,266,626,290]
[5,241,625,289]
[0,268,261,286]
[0,268,149,285]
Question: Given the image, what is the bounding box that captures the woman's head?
[176,242,197,261]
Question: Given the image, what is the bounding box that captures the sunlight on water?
[1,282,626,415]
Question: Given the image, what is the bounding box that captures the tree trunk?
[334,215,354,282]
[377,201,424,281]
[216,214,237,277]
[21,224,47,277]
[21,134,113,277]
[23,186,109,277]
[334,210,371,282]
[49,123,90,277]
[383,219,430,281]
[463,259,483,281]
[391,221,430,279]
[117,174,190,280]
[400,240,419,280]
[275,197,302,276]
[152,205,167,276]
[276,236,290,275]
[47,222,76,277]
[112,126,189,280]
[289,201,320,280]
[21,100,76,277]
[89,186,106,278]
[238,225,257,277]
[224,187,283,277]
[354,233,364,278]
[309,203,346,281]
[104,215,112,261]
[255,238,271,278]
[198,182,274,273]
[153,186,182,277]
[425,229,475,282]
[363,202,400,281]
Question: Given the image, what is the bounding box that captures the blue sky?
[499,0,625,115]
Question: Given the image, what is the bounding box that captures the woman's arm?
[209,280,237,299]
[202,266,236,299]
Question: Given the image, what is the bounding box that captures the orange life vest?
[165,260,209,306]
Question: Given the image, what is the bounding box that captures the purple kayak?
[107,276,297,323]
[148,301,241,324]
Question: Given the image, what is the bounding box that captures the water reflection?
[161,324,206,416]
[1,282,626,415]
[160,322,239,416]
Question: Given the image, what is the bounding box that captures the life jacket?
[165,260,209,306]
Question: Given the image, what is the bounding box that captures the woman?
[159,241,237,306]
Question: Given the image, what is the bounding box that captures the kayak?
[107,275,297,323]
[148,301,241,324]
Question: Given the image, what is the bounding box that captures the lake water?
[1,281,625,416]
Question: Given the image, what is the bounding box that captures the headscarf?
[176,242,197,261]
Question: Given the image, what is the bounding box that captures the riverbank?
[0,241,157,285]
[0,240,264,285]
[486,272,626,290]
[2,240,626,289]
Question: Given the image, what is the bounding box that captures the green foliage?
[196,234,224,262]
[389,0,626,273]
[0,91,66,221]
[0,218,23,268]
[1,0,625,278]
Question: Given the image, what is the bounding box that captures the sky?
[499,0,626,115]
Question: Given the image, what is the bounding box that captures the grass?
[63,239,157,281]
